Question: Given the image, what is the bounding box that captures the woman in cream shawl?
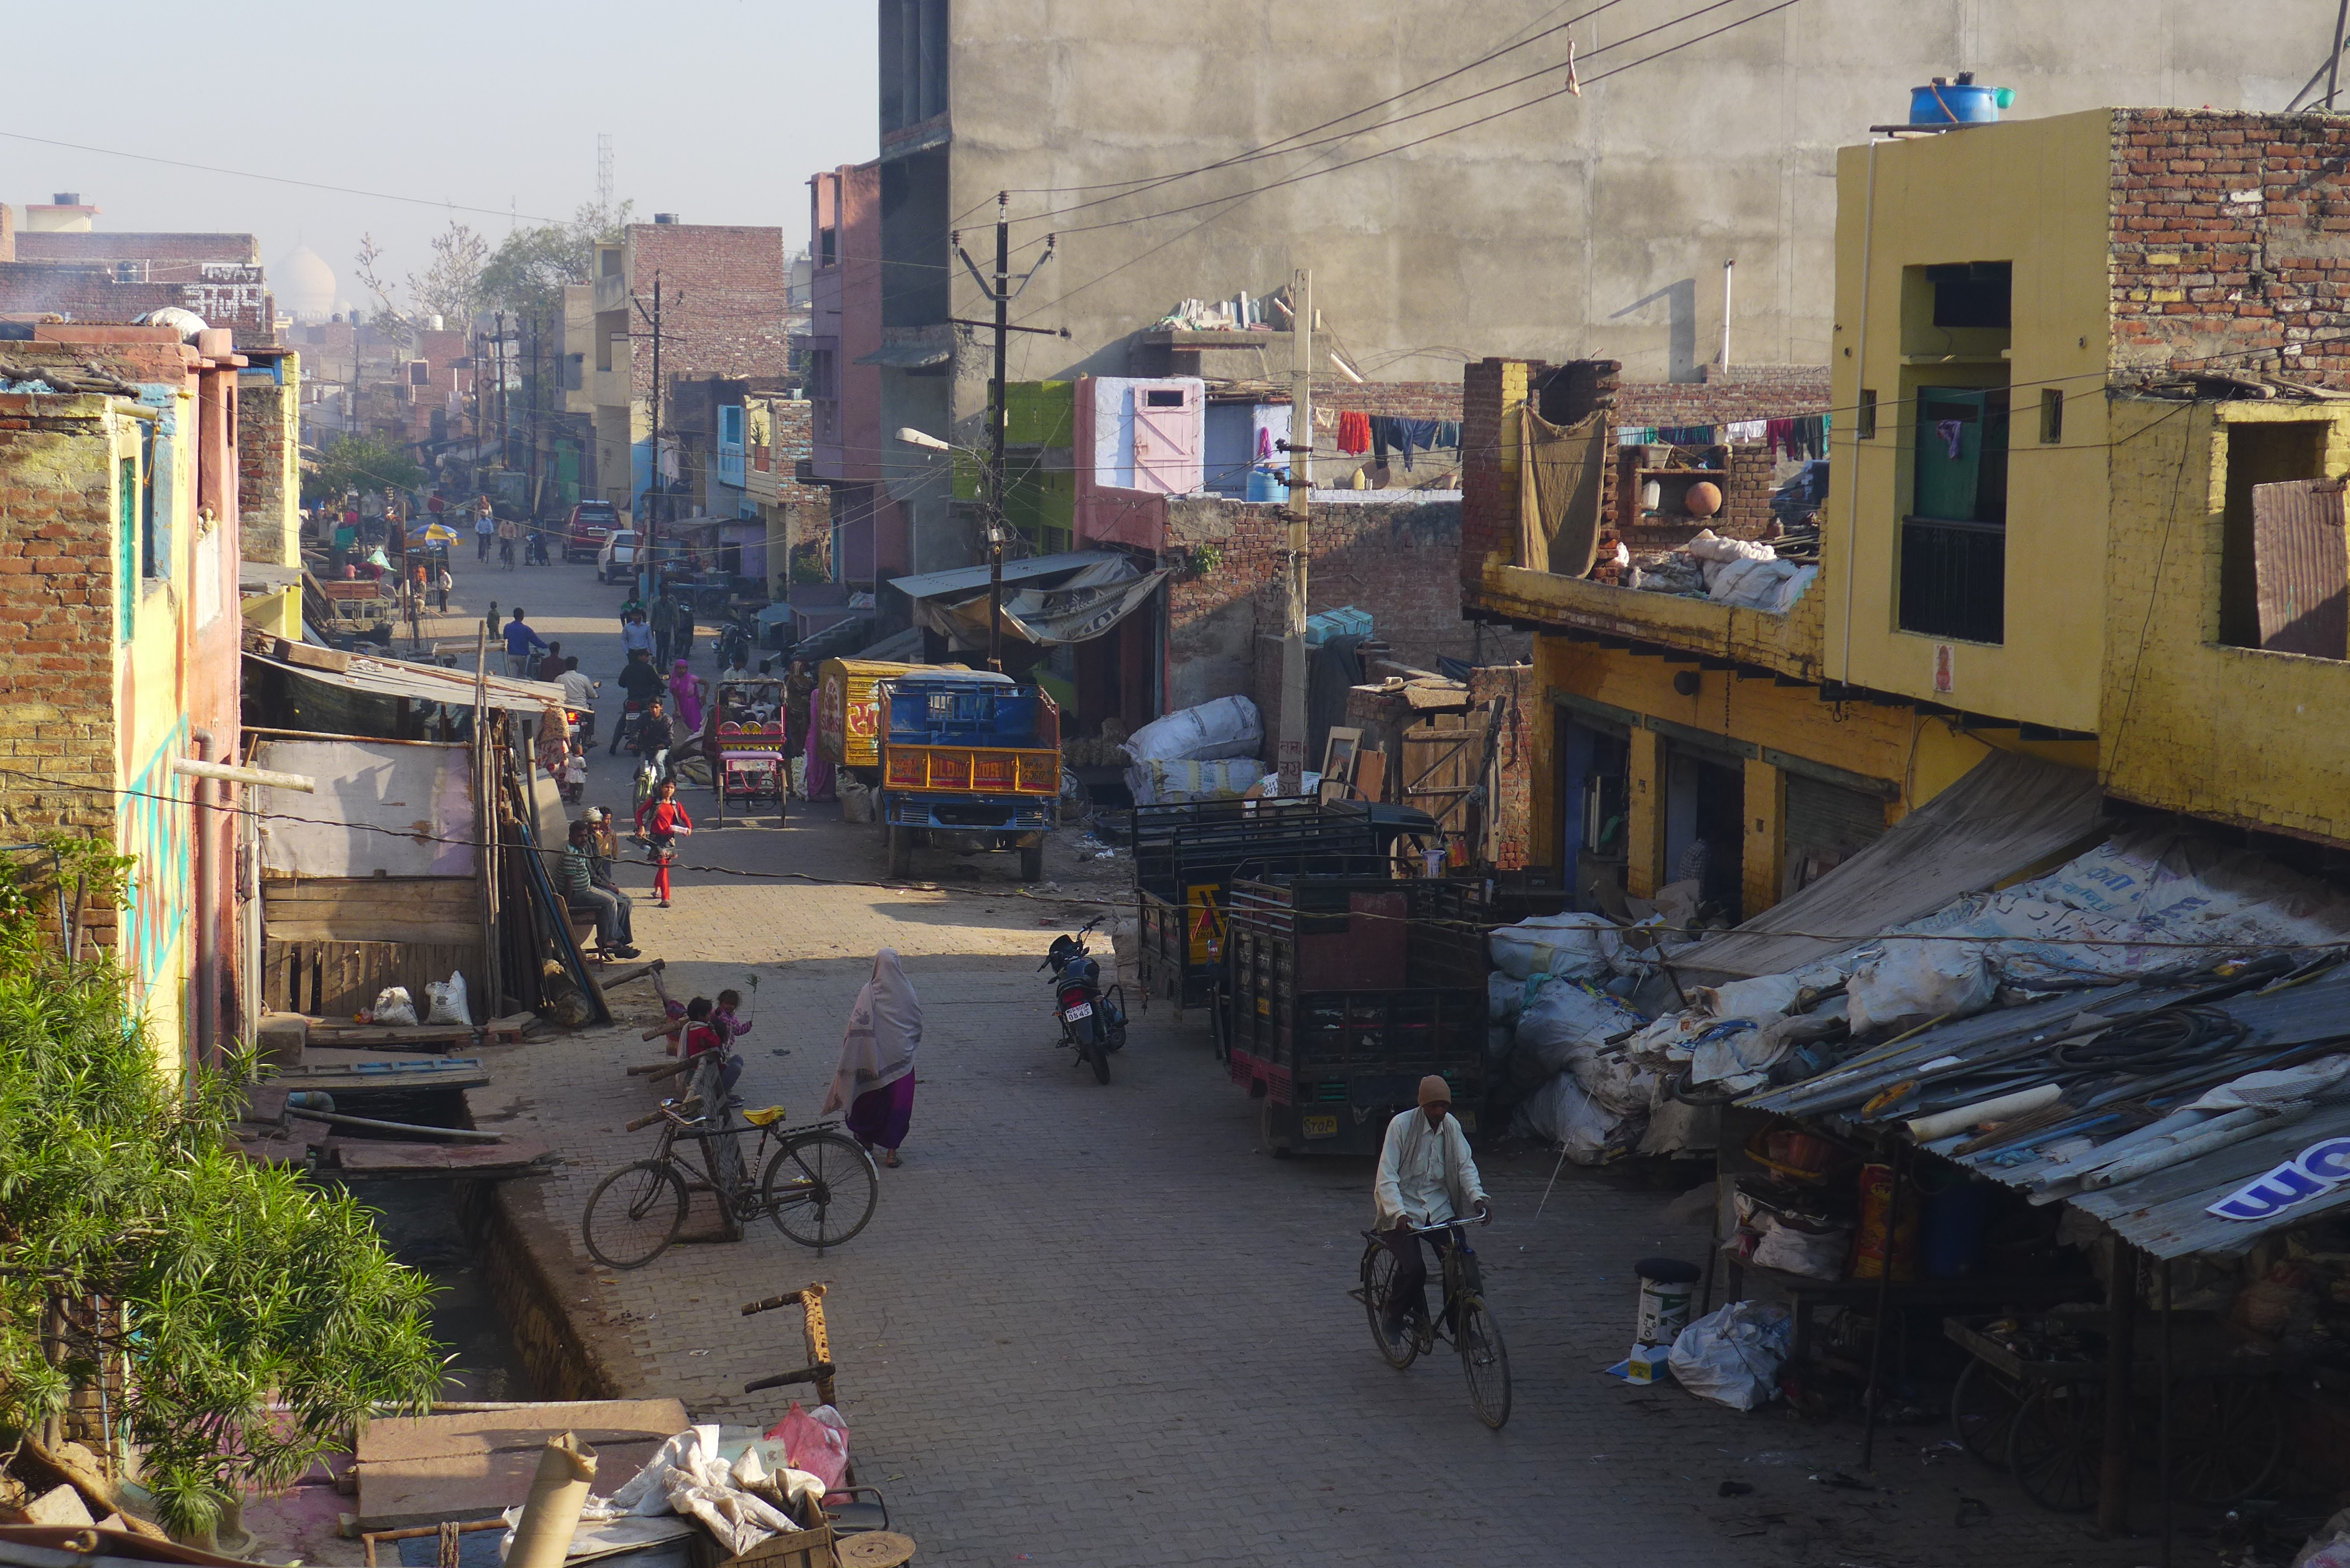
[823,948,922,1166]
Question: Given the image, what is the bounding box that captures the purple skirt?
[845,1073,915,1151]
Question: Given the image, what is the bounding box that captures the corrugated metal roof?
[1744,971,2350,1258]
[1680,750,2109,979]
[888,549,1120,602]
[248,650,565,714]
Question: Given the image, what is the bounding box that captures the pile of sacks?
[1123,695,1263,806]
[1627,528,1819,615]
[545,1412,853,1556]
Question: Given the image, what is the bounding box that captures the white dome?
[274,243,339,322]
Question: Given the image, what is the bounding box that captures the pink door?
[1130,384,1199,494]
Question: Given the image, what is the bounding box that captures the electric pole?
[526,314,541,527]
[1278,268,1313,797]
[494,310,509,470]
[633,276,668,579]
[955,202,1056,673]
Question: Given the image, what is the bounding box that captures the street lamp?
[895,427,952,452]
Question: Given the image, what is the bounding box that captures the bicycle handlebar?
[624,1109,665,1132]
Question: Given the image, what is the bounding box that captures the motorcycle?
[1039,915,1126,1085]
[609,698,644,757]
[716,616,752,672]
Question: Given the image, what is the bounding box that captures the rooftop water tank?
[1909,73,2015,126]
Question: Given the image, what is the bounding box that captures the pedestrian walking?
[650,594,676,667]
[673,594,696,662]
[503,607,549,678]
[475,497,495,560]
[823,948,921,1167]
[436,563,454,614]
[634,778,691,907]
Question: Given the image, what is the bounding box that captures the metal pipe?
[1721,258,1734,370]
[1905,1083,2060,1141]
[283,1106,506,1142]
[189,728,218,1072]
[1840,138,1879,689]
[171,756,317,792]
[2329,0,2349,110]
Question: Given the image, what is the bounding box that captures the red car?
[564,500,620,562]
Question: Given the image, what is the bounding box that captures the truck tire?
[886,824,912,879]
[1019,842,1044,882]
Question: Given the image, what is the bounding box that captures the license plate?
[1062,1001,1093,1020]
[1302,1114,1339,1139]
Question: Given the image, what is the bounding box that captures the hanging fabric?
[1519,402,1609,577]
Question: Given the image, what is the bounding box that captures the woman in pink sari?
[667,660,706,732]
[822,949,920,1167]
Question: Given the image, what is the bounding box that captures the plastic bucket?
[1634,1256,1702,1345]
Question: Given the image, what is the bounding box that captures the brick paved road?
[466,561,2150,1568]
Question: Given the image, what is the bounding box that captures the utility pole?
[633,276,667,576]
[526,314,541,526]
[1278,268,1313,798]
[955,202,1057,673]
[494,310,509,470]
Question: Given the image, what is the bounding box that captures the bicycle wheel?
[1456,1294,1512,1429]
[583,1160,688,1269]
[2006,1381,2102,1514]
[1360,1241,1418,1370]
[1951,1358,2023,1468]
[763,1131,879,1248]
[2172,1376,2285,1503]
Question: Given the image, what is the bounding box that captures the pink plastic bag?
[764,1402,850,1493]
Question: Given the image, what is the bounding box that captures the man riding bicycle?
[1372,1075,1491,1352]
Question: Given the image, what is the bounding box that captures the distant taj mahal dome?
[273,243,338,323]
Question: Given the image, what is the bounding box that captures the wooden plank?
[263,879,479,945]
[325,1138,550,1174]
[268,1057,490,1093]
[356,1399,688,1531]
[263,939,487,1022]
[305,1023,480,1048]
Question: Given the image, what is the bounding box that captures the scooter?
[1040,915,1126,1085]
[716,616,752,672]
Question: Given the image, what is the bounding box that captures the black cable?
[2049,1005,2250,1073]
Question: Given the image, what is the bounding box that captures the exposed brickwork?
[0,204,14,264]
[238,366,300,568]
[14,232,261,268]
[0,262,274,343]
[1307,376,1461,420]
[625,225,792,406]
[1469,663,1537,870]
[1164,493,1528,715]
[1614,365,1831,427]
[0,394,123,844]
[2107,108,2350,383]
[1459,357,1531,594]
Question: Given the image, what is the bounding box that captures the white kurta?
[1372,1109,1486,1230]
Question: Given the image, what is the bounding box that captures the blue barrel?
[1245,466,1285,503]
[1921,1179,1995,1277]
[1909,83,2011,125]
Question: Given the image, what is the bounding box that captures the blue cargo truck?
[876,670,1060,882]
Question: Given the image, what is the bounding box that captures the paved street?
[454,561,2151,1568]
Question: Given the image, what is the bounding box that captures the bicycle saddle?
[741,1105,789,1127]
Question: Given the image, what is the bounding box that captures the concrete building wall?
[930,0,2329,404]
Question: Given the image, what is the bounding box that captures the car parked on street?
[565,500,620,562]
[597,528,640,584]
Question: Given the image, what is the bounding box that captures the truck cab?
[877,671,1060,882]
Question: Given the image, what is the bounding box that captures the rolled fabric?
[1905,1083,2061,1142]
[507,1432,599,1568]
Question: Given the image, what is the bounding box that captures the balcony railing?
[1898,516,2005,645]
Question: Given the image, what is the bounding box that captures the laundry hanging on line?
[1336,409,1373,455]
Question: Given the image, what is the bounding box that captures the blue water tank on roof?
[1909,77,2015,125]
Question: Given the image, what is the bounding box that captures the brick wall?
[1614,364,1831,427]
[238,376,299,567]
[1459,357,1533,594]
[0,394,121,846]
[0,203,14,264]
[1469,663,1537,870]
[1165,493,1530,714]
[1310,377,1461,419]
[15,232,261,267]
[756,396,830,508]
[0,263,273,342]
[627,225,791,404]
[2108,109,2350,382]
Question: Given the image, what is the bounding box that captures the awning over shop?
[246,646,567,716]
[914,557,1169,648]
[1682,749,2109,979]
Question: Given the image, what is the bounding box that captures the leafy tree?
[307,432,424,503]
[480,201,634,327]
[409,222,489,333]
[0,841,444,1537]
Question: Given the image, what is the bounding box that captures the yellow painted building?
[1467,107,2350,921]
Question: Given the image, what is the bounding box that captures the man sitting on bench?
[559,818,639,959]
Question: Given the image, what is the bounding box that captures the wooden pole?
[1278,268,1312,796]
[2097,1235,2138,1536]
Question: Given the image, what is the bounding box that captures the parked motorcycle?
[1039,915,1126,1085]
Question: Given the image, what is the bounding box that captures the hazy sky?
[2,1,876,310]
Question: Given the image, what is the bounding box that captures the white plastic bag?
[1489,912,1613,981]
[1692,972,1803,1021]
[1514,1070,1627,1164]
[1124,696,1262,763]
[837,774,874,824]
[1844,940,1997,1035]
[1125,757,1260,806]
[1749,1216,1850,1281]
[1514,981,1645,1066]
[1667,1300,1794,1410]
[371,986,418,1026]
[424,970,469,1025]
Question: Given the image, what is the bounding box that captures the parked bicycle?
[1352,1218,1512,1428]
[583,1093,879,1269]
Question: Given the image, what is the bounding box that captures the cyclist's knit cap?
[1417,1075,1451,1108]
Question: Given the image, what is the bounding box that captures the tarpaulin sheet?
[253,739,476,878]
[914,556,1168,647]
[1679,749,2107,979]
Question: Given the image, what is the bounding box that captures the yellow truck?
[815,658,971,773]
